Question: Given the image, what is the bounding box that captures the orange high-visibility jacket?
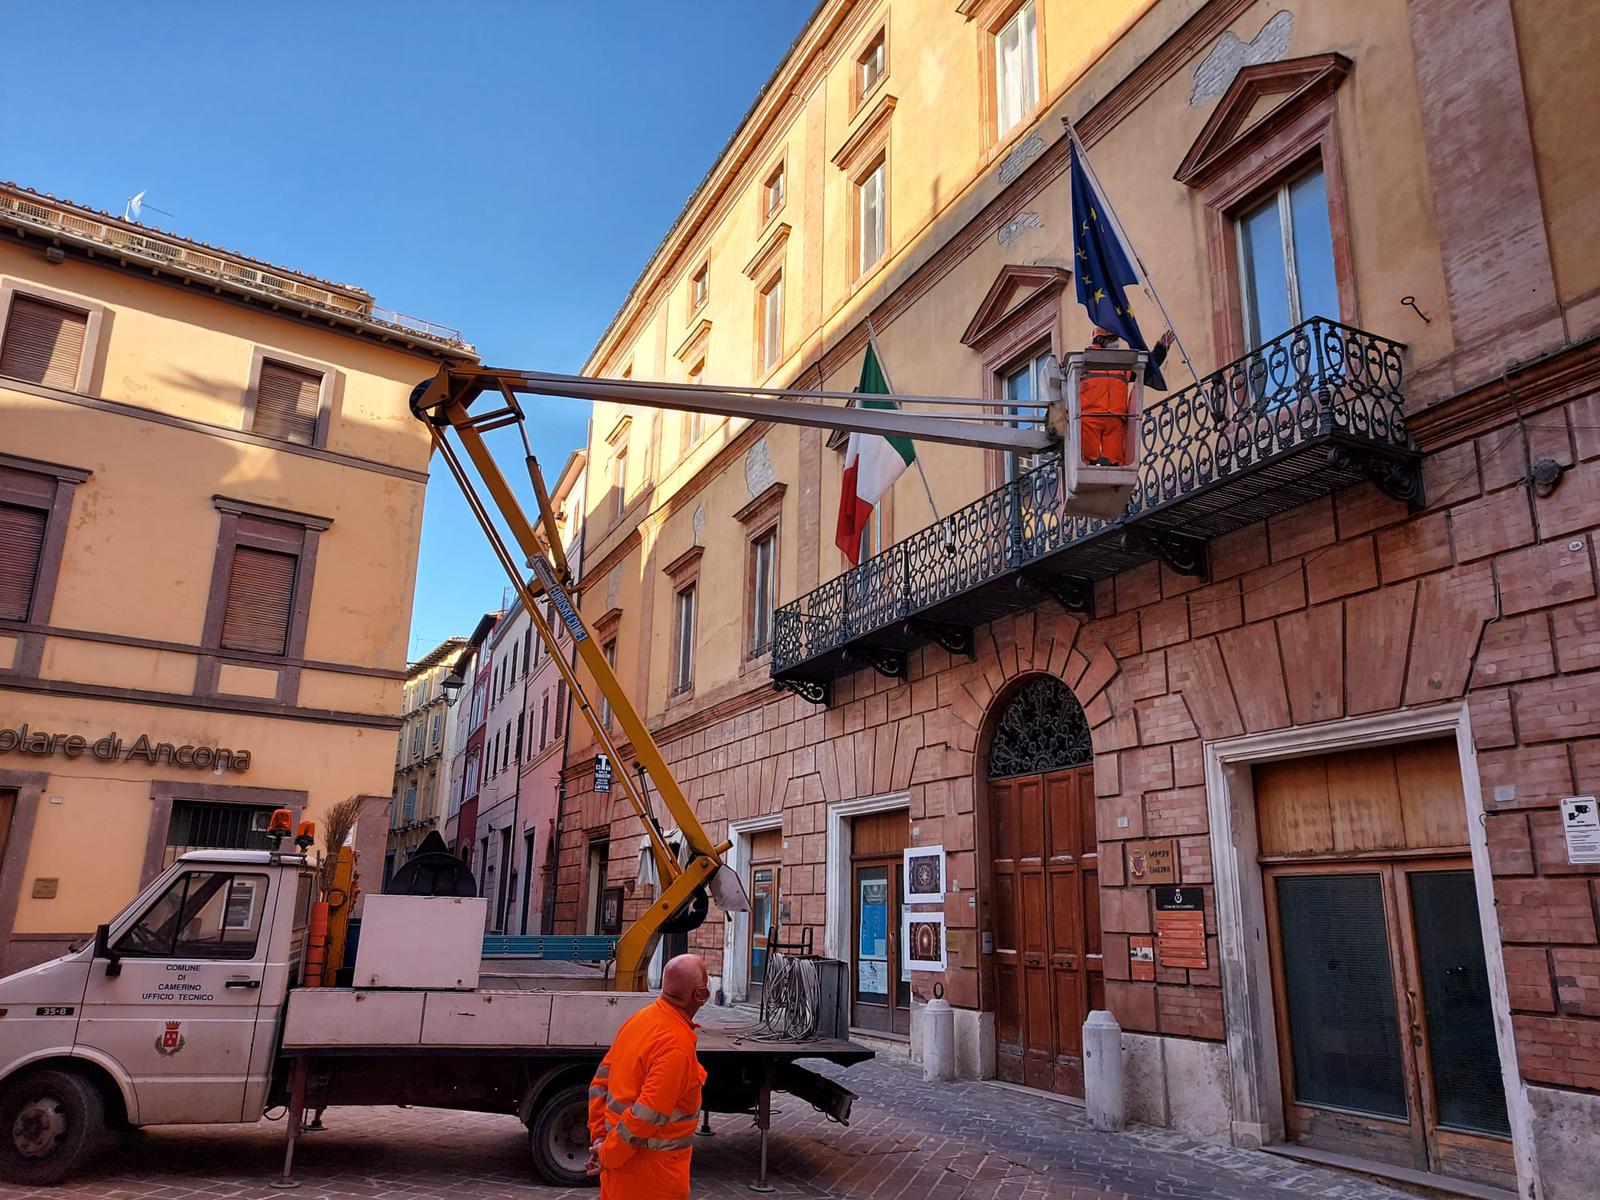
[1079,369,1133,466]
[588,997,707,1200]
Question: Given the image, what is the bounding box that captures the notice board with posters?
[1154,885,1207,969]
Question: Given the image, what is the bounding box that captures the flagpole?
[1063,118,1201,386]
[865,319,943,525]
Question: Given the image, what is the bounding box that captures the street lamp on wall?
[442,670,465,707]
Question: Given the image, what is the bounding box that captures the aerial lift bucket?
[1048,348,1147,520]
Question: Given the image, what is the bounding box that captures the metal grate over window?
[164,801,279,868]
[986,676,1092,778]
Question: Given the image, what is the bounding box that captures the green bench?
[481,934,617,962]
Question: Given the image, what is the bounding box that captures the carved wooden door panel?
[992,765,1098,1095]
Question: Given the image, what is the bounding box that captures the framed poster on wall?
[903,845,945,904]
[902,910,947,972]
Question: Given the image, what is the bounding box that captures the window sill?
[757,204,787,240]
[851,76,888,122]
[740,650,774,683]
[985,103,1046,164]
[253,430,327,453]
[849,253,890,297]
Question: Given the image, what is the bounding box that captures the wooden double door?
[989,765,1102,1094]
[1256,742,1514,1191]
[1266,860,1514,1190]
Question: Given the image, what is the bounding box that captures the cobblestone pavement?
[1,1056,1414,1200]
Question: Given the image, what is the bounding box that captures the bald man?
[586,954,711,1199]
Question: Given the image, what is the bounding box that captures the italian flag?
[834,341,915,565]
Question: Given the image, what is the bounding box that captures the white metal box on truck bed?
[351,895,486,989]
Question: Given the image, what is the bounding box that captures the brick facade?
[559,364,1600,1094]
[551,0,1600,1190]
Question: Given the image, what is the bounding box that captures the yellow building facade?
[560,2,1600,1196]
[0,185,474,970]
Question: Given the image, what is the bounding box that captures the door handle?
[224,979,261,990]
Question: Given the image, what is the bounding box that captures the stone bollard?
[922,992,956,1082]
[1083,1009,1125,1132]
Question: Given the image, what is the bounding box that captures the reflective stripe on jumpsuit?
[588,997,707,1199]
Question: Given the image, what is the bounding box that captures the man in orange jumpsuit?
[1080,327,1175,466]
[586,954,710,1199]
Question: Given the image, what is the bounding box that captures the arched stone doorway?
[984,674,1103,1095]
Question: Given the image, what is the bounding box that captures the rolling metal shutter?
[252,360,322,445]
[0,503,47,620]
[219,545,298,654]
[0,296,88,388]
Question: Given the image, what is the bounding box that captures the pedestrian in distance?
[586,953,711,1199]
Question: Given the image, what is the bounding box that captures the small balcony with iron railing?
[770,318,1422,704]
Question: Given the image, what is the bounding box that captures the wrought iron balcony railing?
[772,318,1419,697]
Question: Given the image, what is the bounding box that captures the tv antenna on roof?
[122,190,176,223]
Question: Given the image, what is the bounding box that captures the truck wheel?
[0,1069,104,1185]
[528,1083,596,1188]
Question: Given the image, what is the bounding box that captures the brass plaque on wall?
[1126,838,1179,885]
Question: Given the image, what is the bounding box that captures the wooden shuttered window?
[219,544,299,655]
[0,503,48,620]
[252,360,323,446]
[0,296,89,389]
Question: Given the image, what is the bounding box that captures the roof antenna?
[122,190,176,223]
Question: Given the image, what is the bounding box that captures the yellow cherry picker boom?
[0,351,1138,1191]
[407,347,1142,991]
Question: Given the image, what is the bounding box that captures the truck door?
[76,866,277,1124]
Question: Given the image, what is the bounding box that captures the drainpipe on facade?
[546,623,582,935]
[511,625,530,933]
[545,505,588,936]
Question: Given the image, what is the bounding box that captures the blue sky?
[1,1,813,657]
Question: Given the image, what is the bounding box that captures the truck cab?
[0,851,310,1183]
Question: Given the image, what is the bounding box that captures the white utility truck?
[0,845,865,1188]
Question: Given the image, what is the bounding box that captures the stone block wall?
[556,378,1600,1092]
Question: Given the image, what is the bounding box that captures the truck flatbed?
[273,989,868,1189]
[695,1005,873,1065]
[280,985,871,1064]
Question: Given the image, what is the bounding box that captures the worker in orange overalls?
[586,954,710,1199]
[1080,327,1176,466]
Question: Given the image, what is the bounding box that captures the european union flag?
[1071,142,1166,390]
